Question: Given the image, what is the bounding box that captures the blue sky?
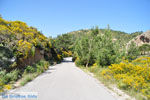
[0,0,150,37]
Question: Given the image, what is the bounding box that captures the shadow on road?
[40,71,52,76]
[62,60,73,63]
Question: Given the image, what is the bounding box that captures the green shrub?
[0,70,6,83]
[25,66,36,73]
[126,42,140,61]
[0,79,5,93]
[20,74,33,86]
[10,70,20,82]
[88,65,100,73]
[0,46,14,70]
[31,46,35,56]
[38,60,49,70]
[36,64,44,74]
[0,70,20,84]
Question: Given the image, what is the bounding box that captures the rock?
[126,30,150,48]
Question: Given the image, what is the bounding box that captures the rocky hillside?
[127,30,150,47]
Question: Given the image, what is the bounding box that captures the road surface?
[4,57,117,100]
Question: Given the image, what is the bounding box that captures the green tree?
[94,27,122,66]
[74,26,123,67]
[139,44,150,55]
[74,34,95,67]
[126,42,140,60]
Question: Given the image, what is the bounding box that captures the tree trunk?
[86,62,88,68]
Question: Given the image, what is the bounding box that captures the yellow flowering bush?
[11,27,23,33]
[0,25,11,34]
[38,35,46,41]
[24,32,34,40]
[4,85,11,90]
[57,54,62,60]
[0,17,9,25]
[17,40,33,58]
[92,63,97,66]
[62,50,72,57]
[101,57,150,99]
[48,41,52,48]
[31,38,37,46]
[0,79,11,93]
[0,16,62,94]
[0,17,58,61]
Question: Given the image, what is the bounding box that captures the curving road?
[5,57,116,100]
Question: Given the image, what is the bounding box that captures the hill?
[54,28,142,53]
[127,30,150,47]
[69,29,142,43]
[0,17,60,70]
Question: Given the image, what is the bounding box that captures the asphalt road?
[5,57,117,100]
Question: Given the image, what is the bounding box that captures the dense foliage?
[0,17,61,70]
[139,44,150,55]
[74,27,124,67]
[0,16,62,92]
[53,34,73,57]
[126,41,140,61]
[101,57,150,99]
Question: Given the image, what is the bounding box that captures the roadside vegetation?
[20,60,50,86]
[101,57,150,99]
[0,16,63,93]
[1,14,150,100]
[54,26,150,100]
